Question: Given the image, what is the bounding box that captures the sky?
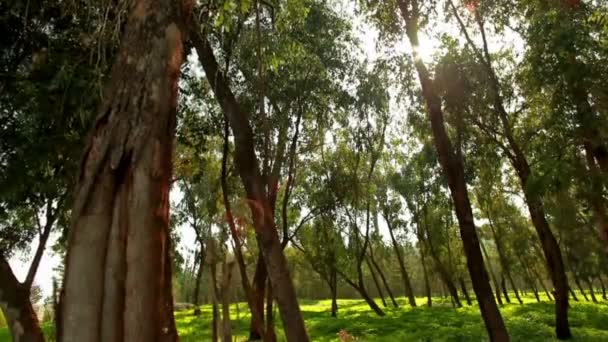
[8,0,524,302]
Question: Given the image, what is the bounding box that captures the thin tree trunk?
[59,1,190,340]
[221,261,235,342]
[585,279,598,303]
[386,218,416,307]
[211,261,220,342]
[265,281,277,342]
[249,255,268,340]
[369,252,399,308]
[365,258,387,307]
[338,273,385,316]
[598,277,607,300]
[421,215,462,308]
[507,272,523,305]
[573,275,589,301]
[396,3,508,339]
[193,244,205,315]
[569,287,579,302]
[460,277,472,305]
[193,28,308,342]
[330,278,338,317]
[480,239,503,305]
[421,249,432,307]
[220,119,266,340]
[501,275,511,304]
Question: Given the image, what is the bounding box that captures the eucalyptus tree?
[359,1,508,338]
[443,3,571,336]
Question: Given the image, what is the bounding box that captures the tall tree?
[60,0,192,340]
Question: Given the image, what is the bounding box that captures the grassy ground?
[1,295,607,341]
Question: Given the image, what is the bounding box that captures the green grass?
[1,295,607,341]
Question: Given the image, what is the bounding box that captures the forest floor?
[1,294,607,341]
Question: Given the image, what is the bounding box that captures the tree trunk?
[569,287,579,302]
[396,3,508,339]
[0,256,44,342]
[330,280,338,317]
[386,219,416,307]
[265,281,277,342]
[460,277,472,305]
[369,253,399,308]
[422,217,462,308]
[507,273,523,305]
[211,261,220,342]
[585,279,598,303]
[365,258,387,308]
[220,118,266,339]
[421,248,432,307]
[220,262,235,342]
[193,244,205,315]
[338,273,385,316]
[598,277,607,300]
[573,275,589,301]
[59,1,191,340]
[248,255,268,340]
[480,239,502,305]
[501,275,511,304]
[193,28,308,342]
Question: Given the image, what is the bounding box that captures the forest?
[1,0,608,341]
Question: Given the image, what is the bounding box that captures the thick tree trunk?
[386,219,416,307]
[193,31,309,341]
[396,3,508,339]
[460,277,472,305]
[0,256,44,342]
[59,1,190,340]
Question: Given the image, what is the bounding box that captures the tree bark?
[248,255,268,340]
[396,2,508,340]
[420,243,432,307]
[192,30,309,341]
[58,0,191,341]
[0,255,44,342]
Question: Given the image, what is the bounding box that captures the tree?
[59,0,192,340]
